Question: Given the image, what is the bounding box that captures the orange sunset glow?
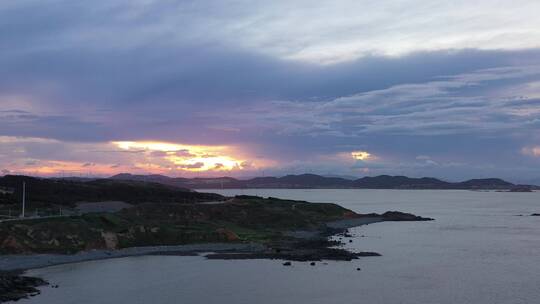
[0,136,266,177]
[113,141,250,172]
[13,161,118,176]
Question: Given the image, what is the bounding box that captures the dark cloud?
[1,1,540,180]
[174,150,196,158]
[3,48,539,146]
[0,111,108,142]
[149,151,168,158]
[178,162,205,169]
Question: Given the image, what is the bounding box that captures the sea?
[22,189,540,304]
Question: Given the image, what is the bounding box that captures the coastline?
[0,243,263,302]
[0,204,432,303]
[0,191,432,302]
[0,216,421,272]
[0,242,265,273]
[326,217,384,229]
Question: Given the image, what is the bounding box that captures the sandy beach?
[0,243,265,272]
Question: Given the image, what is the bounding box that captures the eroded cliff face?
[215,228,240,241]
[0,220,236,254]
[101,232,119,250]
[0,221,103,254]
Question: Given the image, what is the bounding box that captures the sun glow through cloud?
[112,141,248,172]
[351,151,372,161]
[0,136,268,177]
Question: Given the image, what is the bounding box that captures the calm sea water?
[23,190,540,304]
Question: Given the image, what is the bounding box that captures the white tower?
[21,181,26,218]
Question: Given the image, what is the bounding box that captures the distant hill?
[110,173,535,190]
[110,173,354,189]
[352,175,451,189]
[0,175,224,207]
[454,178,514,189]
[248,174,354,188]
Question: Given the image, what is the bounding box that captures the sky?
[1,0,540,183]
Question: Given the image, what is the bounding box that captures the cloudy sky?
[1,0,540,182]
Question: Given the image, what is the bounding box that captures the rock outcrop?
[0,273,47,303]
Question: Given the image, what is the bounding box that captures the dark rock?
[206,239,382,262]
[149,251,199,256]
[532,213,540,216]
[380,211,434,221]
[356,252,382,257]
[310,262,316,266]
[283,261,292,266]
[0,273,48,302]
[349,239,353,243]
[356,267,361,271]
[510,186,533,192]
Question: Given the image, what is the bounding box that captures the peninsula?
[0,175,432,302]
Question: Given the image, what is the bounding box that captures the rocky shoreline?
[205,239,382,261]
[0,209,433,302]
[0,271,48,302]
[205,211,433,262]
[0,211,432,273]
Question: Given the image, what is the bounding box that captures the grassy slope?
[0,196,355,254]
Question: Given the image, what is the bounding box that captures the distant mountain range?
[110,173,537,190]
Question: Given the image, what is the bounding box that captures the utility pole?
[21,181,26,218]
